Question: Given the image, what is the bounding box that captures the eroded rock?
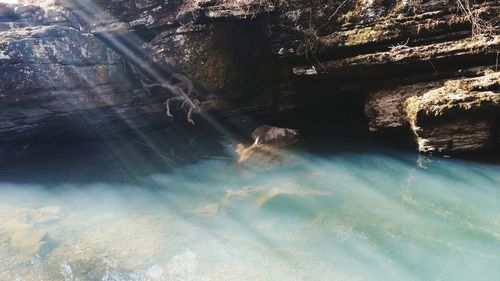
[235,125,301,166]
[404,72,500,153]
[1,0,500,157]
[0,4,167,142]
[365,81,444,132]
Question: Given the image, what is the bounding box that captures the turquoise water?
[1,139,500,281]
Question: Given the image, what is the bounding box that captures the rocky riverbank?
[0,0,499,156]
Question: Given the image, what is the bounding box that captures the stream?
[1,137,500,281]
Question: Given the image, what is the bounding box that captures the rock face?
[404,72,500,153]
[65,0,280,103]
[275,0,500,154]
[1,0,500,156]
[0,2,167,141]
[364,80,445,132]
[1,0,283,142]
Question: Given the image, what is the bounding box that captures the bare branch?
[165,97,184,118]
[328,0,350,21]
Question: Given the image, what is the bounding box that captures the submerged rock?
[404,72,500,153]
[253,186,330,209]
[196,183,331,214]
[251,125,300,147]
[36,206,63,224]
[235,125,301,166]
[1,0,500,158]
[1,219,47,258]
[235,143,285,166]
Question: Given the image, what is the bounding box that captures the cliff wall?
[1,0,499,154]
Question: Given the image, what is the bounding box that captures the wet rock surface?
[235,125,301,167]
[404,72,500,153]
[1,0,500,156]
[268,0,499,154]
[0,3,167,142]
[252,125,300,146]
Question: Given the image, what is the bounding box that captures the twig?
[428,59,438,76]
[456,0,498,37]
[328,0,350,21]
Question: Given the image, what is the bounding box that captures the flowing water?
[1,136,500,281]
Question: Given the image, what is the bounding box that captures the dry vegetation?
[408,0,499,33]
[456,0,499,37]
[296,0,349,59]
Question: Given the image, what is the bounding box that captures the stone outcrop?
[365,80,446,132]
[1,219,48,258]
[275,0,500,154]
[66,0,282,131]
[1,0,500,156]
[404,72,500,153]
[0,2,167,141]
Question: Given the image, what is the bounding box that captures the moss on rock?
[404,71,500,153]
[405,71,500,125]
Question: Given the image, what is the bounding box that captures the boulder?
[251,124,300,147]
[1,219,48,258]
[235,143,284,166]
[404,72,500,153]
[235,125,300,166]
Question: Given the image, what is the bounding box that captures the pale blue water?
[1,138,500,281]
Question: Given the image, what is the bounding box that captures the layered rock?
[363,66,495,133]
[0,0,283,142]
[270,0,500,154]
[0,3,168,141]
[404,72,500,153]
[270,0,499,59]
[1,0,500,156]
[68,0,283,129]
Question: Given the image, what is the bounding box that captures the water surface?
[1,139,500,281]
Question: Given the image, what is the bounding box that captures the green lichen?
[405,72,500,125]
[343,27,385,46]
